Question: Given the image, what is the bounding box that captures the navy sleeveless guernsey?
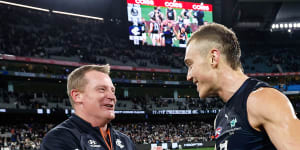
[215,78,276,150]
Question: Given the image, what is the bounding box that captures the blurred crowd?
[114,121,214,144]
[0,123,53,150]
[1,4,300,72]
[0,121,213,149]
[0,4,184,69]
[0,90,224,111]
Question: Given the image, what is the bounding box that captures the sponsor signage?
[127,0,212,11]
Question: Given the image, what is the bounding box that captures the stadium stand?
[1,1,300,150]
[1,4,300,73]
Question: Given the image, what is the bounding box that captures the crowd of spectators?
[0,123,52,150]
[2,88,300,112]
[1,4,300,72]
[0,4,184,69]
[0,90,224,111]
[0,2,299,150]
[114,96,224,111]
[114,121,214,144]
[241,47,300,73]
[0,121,213,149]
[0,61,186,81]
[2,59,300,87]
[0,90,70,110]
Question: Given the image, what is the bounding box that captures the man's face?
[80,70,116,122]
[184,40,216,98]
[181,27,185,33]
[168,22,173,28]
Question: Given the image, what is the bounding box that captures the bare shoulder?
[247,88,300,149]
[247,87,297,125]
[248,87,294,117]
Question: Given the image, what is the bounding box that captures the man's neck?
[217,68,248,103]
[74,111,109,128]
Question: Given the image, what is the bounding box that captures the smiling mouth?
[104,104,114,109]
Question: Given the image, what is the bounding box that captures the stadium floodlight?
[289,23,293,28]
[275,24,279,29]
[293,23,297,28]
[279,24,283,28]
[271,24,275,29]
[52,10,104,21]
[284,24,288,28]
[0,0,49,12]
[297,23,300,28]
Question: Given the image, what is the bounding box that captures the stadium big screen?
[127,0,213,47]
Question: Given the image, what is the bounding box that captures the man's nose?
[187,70,193,81]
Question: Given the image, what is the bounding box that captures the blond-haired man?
[184,23,300,150]
[41,65,136,150]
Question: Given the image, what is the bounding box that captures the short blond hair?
[187,23,242,70]
[67,64,110,107]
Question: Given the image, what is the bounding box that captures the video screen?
[127,0,213,48]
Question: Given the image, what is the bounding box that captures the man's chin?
[199,95,207,99]
[198,91,210,99]
[107,113,115,120]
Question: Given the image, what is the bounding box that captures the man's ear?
[210,49,220,68]
[70,89,83,104]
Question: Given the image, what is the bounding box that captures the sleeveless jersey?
[167,9,175,20]
[179,33,186,44]
[215,78,276,150]
[183,10,189,19]
[151,22,159,33]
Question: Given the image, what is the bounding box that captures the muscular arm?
[247,88,300,150]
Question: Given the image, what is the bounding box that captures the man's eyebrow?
[94,85,105,89]
[95,85,115,91]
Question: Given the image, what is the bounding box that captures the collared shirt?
[41,114,136,150]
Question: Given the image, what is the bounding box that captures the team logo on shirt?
[131,8,139,16]
[215,127,222,139]
[230,118,237,128]
[88,139,101,148]
[116,139,125,149]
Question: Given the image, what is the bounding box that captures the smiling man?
[184,23,300,150]
[41,65,136,150]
